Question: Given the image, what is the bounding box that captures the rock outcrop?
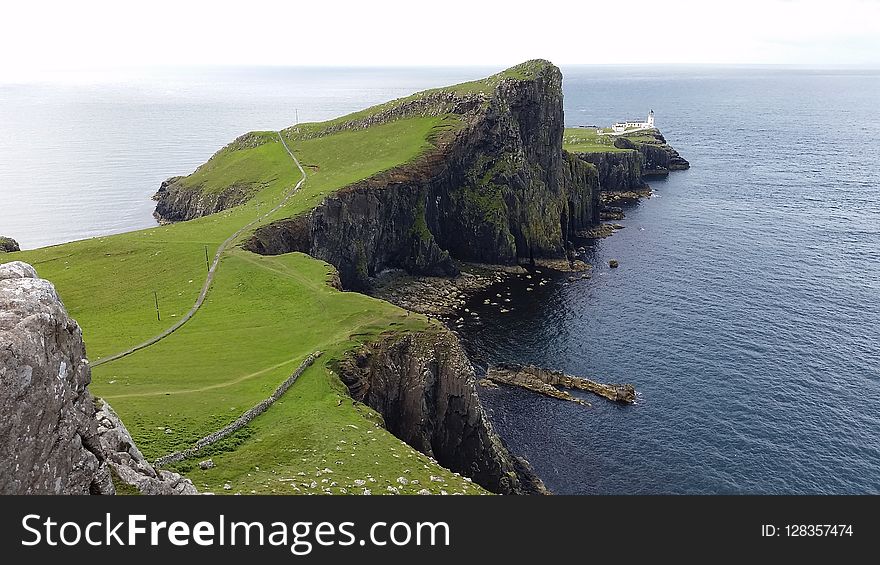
[0,261,112,494]
[153,175,254,223]
[487,363,636,404]
[336,330,548,495]
[245,60,600,290]
[152,132,276,222]
[615,131,690,175]
[568,130,689,191]
[97,401,197,495]
[0,261,196,495]
[0,236,19,253]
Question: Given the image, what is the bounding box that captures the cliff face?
[0,261,196,495]
[336,330,547,495]
[153,175,253,223]
[246,61,600,289]
[615,132,690,175]
[571,151,646,191]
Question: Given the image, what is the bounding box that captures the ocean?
[1,65,878,493]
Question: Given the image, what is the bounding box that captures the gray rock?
[96,401,195,494]
[0,261,196,495]
[0,261,112,494]
[199,459,215,470]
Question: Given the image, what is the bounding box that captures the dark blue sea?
[2,65,878,493]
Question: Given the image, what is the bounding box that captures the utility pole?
[153,291,160,322]
[205,245,210,272]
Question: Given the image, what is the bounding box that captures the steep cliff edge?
[336,330,547,495]
[153,132,276,223]
[573,150,647,191]
[0,261,196,495]
[615,131,690,175]
[245,60,600,289]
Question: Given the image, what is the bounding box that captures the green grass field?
[9,107,484,494]
[563,127,661,154]
[562,128,630,153]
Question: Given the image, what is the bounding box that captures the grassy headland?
[11,96,489,494]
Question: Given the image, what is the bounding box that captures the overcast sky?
[2,0,879,78]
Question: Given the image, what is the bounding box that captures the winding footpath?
[93,132,306,367]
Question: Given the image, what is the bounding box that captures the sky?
[1,0,879,79]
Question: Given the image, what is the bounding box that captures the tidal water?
[2,66,878,493]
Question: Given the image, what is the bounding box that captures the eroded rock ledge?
[336,330,548,495]
[0,261,196,495]
[485,363,636,406]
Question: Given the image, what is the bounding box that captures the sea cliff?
[336,331,547,494]
[240,61,601,289]
[565,129,689,191]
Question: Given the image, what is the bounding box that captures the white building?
[611,110,655,133]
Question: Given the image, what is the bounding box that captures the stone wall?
[154,352,321,467]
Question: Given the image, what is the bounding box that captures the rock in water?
[0,237,19,253]
[0,261,197,495]
[609,259,619,268]
[0,261,112,494]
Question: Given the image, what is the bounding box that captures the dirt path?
[93,133,305,367]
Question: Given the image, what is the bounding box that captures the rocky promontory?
[0,236,19,253]
[336,330,548,495]
[0,261,196,495]
[245,60,600,290]
[153,174,255,223]
[567,129,689,192]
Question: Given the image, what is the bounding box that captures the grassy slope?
[287,59,549,140]
[10,114,484,495]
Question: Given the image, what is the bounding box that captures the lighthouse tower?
[647,109,655,128]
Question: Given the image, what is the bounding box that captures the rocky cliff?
[568,130,689,191]
[0,261,196,495]
[571,150,646,191]
[0,236,19,253]
[153,175,254,223]
[615,131,690,175]
[245,60,600,289]
[153,132,275,223]
[336,330,547,495]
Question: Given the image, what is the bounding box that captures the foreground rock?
[97,401,198,495]
[0,237,19,253]
[337,330,548,495]
[0,261,196,495]
[486,363,636,405]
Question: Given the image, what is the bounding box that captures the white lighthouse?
[611,110,656,133]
